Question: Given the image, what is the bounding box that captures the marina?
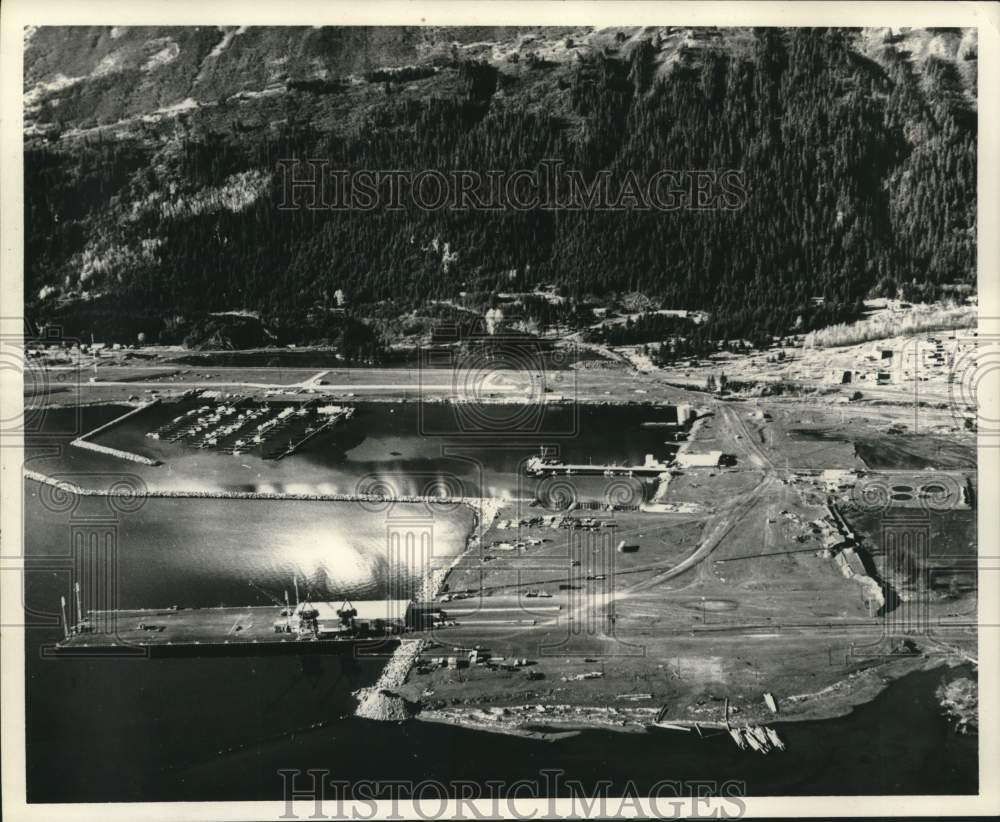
[28,401,697,502]
[147,398,354,460]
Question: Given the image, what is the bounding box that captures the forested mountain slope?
[24,26,977,345]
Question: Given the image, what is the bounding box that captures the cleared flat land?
[28,346,705,408]
[403,392,977,732]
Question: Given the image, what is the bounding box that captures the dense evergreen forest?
[25,28,976,346]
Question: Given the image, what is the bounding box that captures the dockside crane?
[247,580,292,615]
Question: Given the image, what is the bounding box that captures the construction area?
[388,394,977,737]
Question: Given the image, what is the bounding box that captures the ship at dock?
[524,448,671,478]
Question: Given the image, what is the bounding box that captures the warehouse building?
[675,450,724,468]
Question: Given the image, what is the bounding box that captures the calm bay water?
[23,490,473,606]
[27,402,681,500]
[22,401,977,801]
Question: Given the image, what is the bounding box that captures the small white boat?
[729,728,746,749]
[765,727,785,751]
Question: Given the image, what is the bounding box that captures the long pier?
[55,604,311,653]
[273,407,354,460]
[525,455,670,478]
[54,600,430,655]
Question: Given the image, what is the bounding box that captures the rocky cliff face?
[26,26,975,143]
[25,26,594,140]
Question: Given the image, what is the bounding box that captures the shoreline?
[354,496,502,720]
[413,653,974,739]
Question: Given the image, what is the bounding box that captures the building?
[820,469,857,492]
[675,450,723,468]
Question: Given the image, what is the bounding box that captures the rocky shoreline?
[937,676,978,734]
[413,653,971,739]
[354,640,427,721]
[353,496,504,722]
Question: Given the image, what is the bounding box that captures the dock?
[146,399,354,461]
[54,597,436,656]
[525,453,671,478]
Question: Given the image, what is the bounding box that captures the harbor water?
[22,401,977,800]
[26,402,683,501]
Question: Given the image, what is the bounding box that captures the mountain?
[24,26,978,345]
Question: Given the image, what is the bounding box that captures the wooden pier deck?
[58,605,306,650]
